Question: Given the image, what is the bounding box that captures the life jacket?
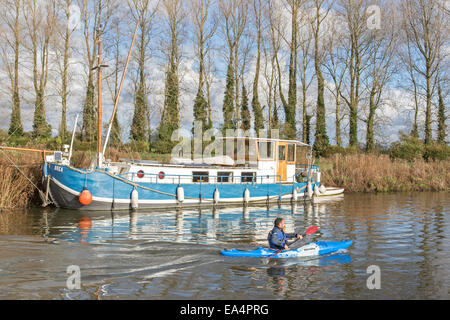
[267,226,287,250]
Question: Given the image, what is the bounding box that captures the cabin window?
[54,152,62,161]
[258,142,274,160]
[241,172,256,183]
[192,171,209,183]
[278,145,286,160]
[287,144,295,162]
[218,172,232,183]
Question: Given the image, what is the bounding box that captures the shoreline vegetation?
[1,134,448,210]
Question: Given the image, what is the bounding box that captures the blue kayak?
[220,240,353,259]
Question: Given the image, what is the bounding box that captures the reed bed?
[320,153,450,193]
[0,151,42,209]
[0,147,144,209]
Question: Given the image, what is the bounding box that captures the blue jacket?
[268,226,297,250]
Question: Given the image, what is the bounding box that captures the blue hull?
[221,241,353,258]
[43,163,316,210]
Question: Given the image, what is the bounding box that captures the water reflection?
[42,199,342,246]
[265,254,353,297]
[78,217,92,244]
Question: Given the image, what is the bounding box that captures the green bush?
[320,145,361,158]
[423,144,450,161]
[124,140,149,153]
[389,133,449,161]
[389,134,424,161]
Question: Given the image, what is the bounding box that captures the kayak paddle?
[265,226,319,262]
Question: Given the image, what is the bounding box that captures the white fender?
[292,188,298,202]
[307,182,313,199]
[319,185,326,194]
[314,184,321,196]
[131,188,139,209]
[213,188,220,204]
[177,185,184,202]
[243,188,250,204]
[315,171,321,184]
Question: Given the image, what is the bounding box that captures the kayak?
[220,240,353,259]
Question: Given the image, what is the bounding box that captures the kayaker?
[268,218,302,250]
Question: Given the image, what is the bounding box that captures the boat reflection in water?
[48,197,345,246]
[77,217,92,244]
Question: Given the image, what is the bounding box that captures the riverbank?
[0,151,41,209]
[320,153,450,193]
[0,148,449,209]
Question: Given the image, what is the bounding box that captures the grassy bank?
[320,153,450,193]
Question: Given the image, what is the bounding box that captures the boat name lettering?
[54,165,63,172]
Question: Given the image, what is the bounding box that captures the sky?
[0,0,448,148]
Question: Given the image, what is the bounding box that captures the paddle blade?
[305,226,319,235]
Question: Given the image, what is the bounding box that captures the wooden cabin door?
[277,142,287,182]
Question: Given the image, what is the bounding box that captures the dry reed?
[320,153,450,192]
[0,151,42,209]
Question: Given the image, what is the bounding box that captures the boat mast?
[94,28,108,167]
[97,34,102,167]
[102,20,140,157]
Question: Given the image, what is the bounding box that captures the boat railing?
[295,163,319,170]
[117,172,286,185]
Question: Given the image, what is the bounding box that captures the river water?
[0,192,448,300]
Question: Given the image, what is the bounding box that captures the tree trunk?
[366,90,376,152]
[9,1,23,136]
[437,84,447,144]
[424,62,432,145]
[335,94,341,147]
[252,0,264,135]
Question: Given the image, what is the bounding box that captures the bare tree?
[53,0,78,142]
[128,0,159,148]
[336,0,371,147]
[251,0,264,134]
[310,0,334,153]
[103,11,128,147]
[219,0,248,130]
[362,4,397,151]
[0,0,23,136]
[155,0,185,153]
[323,14,349,147]
[24,0,58,139]
[276,0,304,139]
[262,0,283,131]
[190,0,216,132]
[76,0,115,142]
[402,0,446,145]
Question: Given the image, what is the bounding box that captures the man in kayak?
[268,218,302,250]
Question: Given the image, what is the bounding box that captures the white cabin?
[103,137,318,185]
